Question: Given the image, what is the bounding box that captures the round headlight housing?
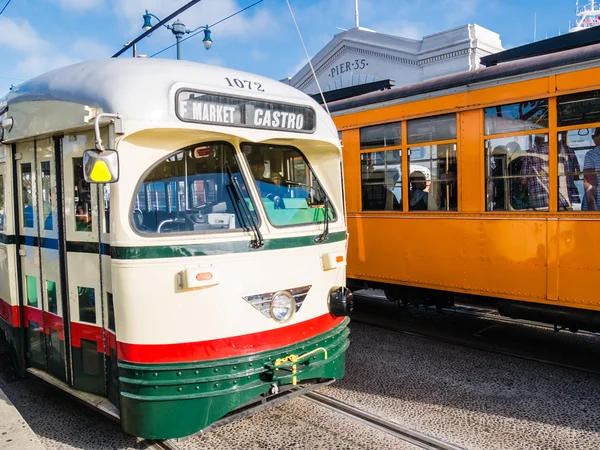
[270,291,295,322]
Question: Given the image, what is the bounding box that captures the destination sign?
[176,90,316,133]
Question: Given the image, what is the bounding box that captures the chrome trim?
[243,285,312,318]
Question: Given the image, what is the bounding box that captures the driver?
[247,151,281,199]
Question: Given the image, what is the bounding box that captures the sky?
[0,0,584,95]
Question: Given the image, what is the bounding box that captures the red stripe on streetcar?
[106,330,117,355]
[0,298,20,327]
[117,314,345,364]
[70,322,104,353]
[43,311,65,340]
[24,306,43,328]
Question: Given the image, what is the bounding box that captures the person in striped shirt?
[582,127,600,211]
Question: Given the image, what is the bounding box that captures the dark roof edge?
[328,43,600,114]
[480,26,600,67]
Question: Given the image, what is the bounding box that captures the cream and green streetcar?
[0,58,352,439]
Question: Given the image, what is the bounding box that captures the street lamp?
[142,10,212,60]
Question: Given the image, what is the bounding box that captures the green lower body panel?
[0,320,25,376]
[119,318,350,439]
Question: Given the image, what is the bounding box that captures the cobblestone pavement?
[2,299,600,449]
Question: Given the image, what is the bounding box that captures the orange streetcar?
[331,36,600,333]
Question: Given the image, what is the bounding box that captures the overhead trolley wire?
[149,0,264,58]
[0,0,13,16]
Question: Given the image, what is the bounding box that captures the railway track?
[139,438,180,450]
[352,291,600,376]
[304,391,463,450]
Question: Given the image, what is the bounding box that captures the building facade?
[283,24,504,95]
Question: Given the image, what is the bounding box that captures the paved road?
[2,297,599,449]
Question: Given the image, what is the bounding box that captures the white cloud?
[0,17,52,53]
[0,17,110,91]
[202,56,225,67]
[70,39,113,59]
[249,48,266,61]
[53,0,103,12]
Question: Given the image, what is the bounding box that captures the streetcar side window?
[73,158,92,232]
[21,163,34,228]
[360,122,401,149]
[556,90,600,212]
[360,151,402,211]
[242,143,335,227]
[41,161,53,231]
[0,169,4,231]
[407,114,458,211]
[485,134,549,211]
[132,142,257,235]
[484,100,548,135]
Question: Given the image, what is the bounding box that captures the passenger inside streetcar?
[409,171,437,211]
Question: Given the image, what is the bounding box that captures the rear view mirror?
[83,149,119,183]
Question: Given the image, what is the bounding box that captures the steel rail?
[305,391,463,450]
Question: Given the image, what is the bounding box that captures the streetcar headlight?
[270,291,295,322]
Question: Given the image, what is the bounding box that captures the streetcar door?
[62,132,110,397]
[16,141,45,371]
[15,138,67,377]
[36,138,68,380]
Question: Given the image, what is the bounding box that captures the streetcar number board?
[176,90,316,133]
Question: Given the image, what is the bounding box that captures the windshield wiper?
[314,197,330,243]
[284,180,330,243]
[226,165,264,249]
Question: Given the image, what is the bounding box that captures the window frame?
[129,140,261,237]
[241,141,338,229]
[406,113,459,213]
[555,120,600,213]
[359,147,403,212]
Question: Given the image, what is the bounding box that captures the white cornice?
[296,45,471,91]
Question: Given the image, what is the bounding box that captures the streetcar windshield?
[132,142,258,235]
[242,143,335,227]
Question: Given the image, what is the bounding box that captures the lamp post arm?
[186,24,209,34]
[148,12,170,29]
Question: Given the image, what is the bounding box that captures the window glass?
[133,142,256,234]
[81,339,99,375]
[78,286,96,324]
[557,127,600,211]
[73,158,92,232]
[242,144,335,227]
[41,161,53,231]
[49,328,62,362]
[485,134,550,211]
[47,280,57,314]
[102,185,110,233]
[360,151,402,211]
[107,293,115,332]
[22,163,34,228]
[408,144,457,211]
[360,122,401,149]
[26,275,38,307]
[557,90,600,127]
[407,114,456,144]
[484,100,548,135]
[0,169,4,231]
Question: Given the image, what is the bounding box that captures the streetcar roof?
[1,58,339,145]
